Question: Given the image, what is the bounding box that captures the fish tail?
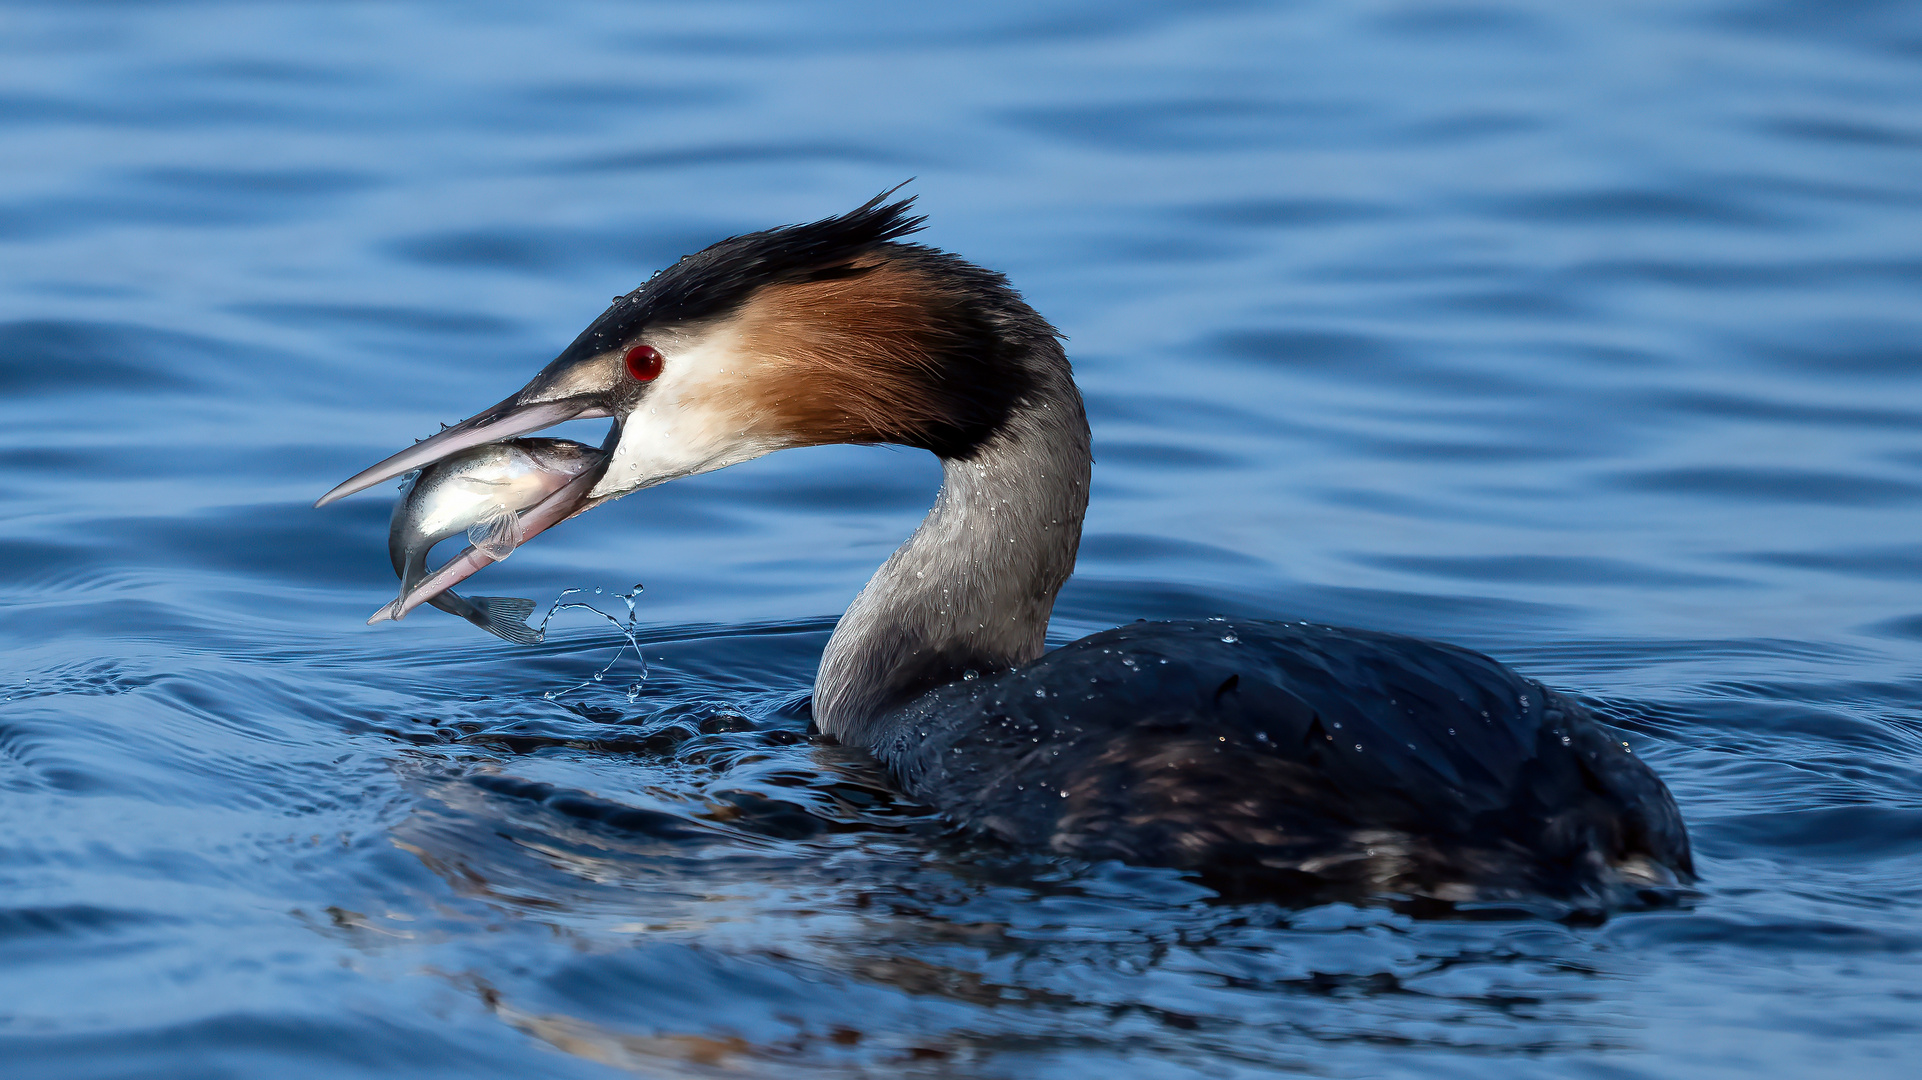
[467,595,542,645]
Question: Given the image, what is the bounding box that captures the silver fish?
[374,437,606,642]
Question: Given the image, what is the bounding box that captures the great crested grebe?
[318,192,1692,904]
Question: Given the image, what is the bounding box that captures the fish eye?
[624,344,663,382]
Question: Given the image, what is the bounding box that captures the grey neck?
[813,363,1091,748]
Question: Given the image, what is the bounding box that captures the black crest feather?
[555,187,927,363]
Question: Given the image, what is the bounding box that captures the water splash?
[534,584,649,703]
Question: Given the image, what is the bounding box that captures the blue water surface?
[3,1,1921,1076]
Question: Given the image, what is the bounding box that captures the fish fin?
[467,503,523,561]
[468,596,543,645]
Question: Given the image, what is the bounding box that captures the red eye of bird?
[624,344,663,382]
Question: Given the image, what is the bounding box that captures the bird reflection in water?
[334,714,1644,1077]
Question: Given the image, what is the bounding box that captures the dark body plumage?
[875,619,1692,904]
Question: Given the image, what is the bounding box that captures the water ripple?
[3,1,1921,1077]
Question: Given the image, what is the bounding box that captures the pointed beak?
[320,349,630,622]
[315,393,612,508]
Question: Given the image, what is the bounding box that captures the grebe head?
[318,190,1075,621]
